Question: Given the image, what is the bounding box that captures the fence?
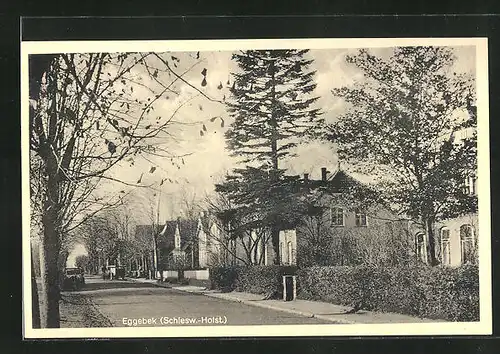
[158,269,209,280]
[184,269,210,280]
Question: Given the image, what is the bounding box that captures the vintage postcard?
[21,37,491,338]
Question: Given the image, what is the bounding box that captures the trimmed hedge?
[210,265,297,298]
[297,264,479,321]
[209,267,239,293]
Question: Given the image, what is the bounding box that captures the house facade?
[295,167,411,267]
[437,173,478,266]
[436,213,478,267]
[412,175,478,267]
[292,166,479,268]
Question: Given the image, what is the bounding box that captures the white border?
[21,37,491,338]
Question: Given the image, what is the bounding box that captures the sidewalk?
[128,277,440,324]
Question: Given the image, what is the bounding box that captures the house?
[193,167,408,267]
[157,218,199,269]
[192,164,478,268]
[194,210,296,266]
[412,174,478,267]
[298,166,478,267]
[427,114,479,267]
[196,212,234,267]
[295,167,411,267]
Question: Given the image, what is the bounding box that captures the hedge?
[297,264,479,321]
[210,265,297,298]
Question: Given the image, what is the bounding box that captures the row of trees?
[214,50,323,261]
[29,52,215,328]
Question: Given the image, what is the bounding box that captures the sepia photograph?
[21,37,491,338]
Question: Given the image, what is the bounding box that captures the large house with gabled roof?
[294,166,413,267]
[297,166,478,268]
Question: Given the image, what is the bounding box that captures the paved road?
[66,275,328,327]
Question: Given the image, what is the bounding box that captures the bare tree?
[203,191,271,266]
[29,51,217,327]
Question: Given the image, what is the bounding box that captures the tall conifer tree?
[217,49,322,262]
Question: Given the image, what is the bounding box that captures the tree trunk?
[36,57,63,328]
[41,211,61,328]
[425,218,438,266]
[271,226,280,265]
[31,251,41,329]
[39,155,62,327]
[268,59,282,263]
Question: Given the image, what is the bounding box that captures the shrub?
[210,265,297,297]
[297,264,479,321]
[209,266,240,292]
[235,265,297,298]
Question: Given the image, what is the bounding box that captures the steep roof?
[178,219,199,249]
[157,219,199,250]
[304,169,363,193]
[157,220,178,249]
[300,168,387,214]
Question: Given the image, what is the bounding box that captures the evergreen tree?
[217,49,322,262]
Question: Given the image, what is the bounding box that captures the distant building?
[157,218,199,269]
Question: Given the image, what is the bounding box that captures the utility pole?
[152,184,161,279]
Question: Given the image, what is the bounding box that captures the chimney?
[321,167,327,181]
[304,173,309,183]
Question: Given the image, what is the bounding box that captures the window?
[463,176,477,196]
[175,233,181,249]
[287,241,293,265]
[280,242,284,264]
[330,207,344,226]
[263,240,268,266]
[460,224,475,264]
[355,209,368,227]
[415,233,426,263]
[441,228,451,265]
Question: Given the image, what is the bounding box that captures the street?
[60,275,329,327]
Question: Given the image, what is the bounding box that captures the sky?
[66,44,477,263]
